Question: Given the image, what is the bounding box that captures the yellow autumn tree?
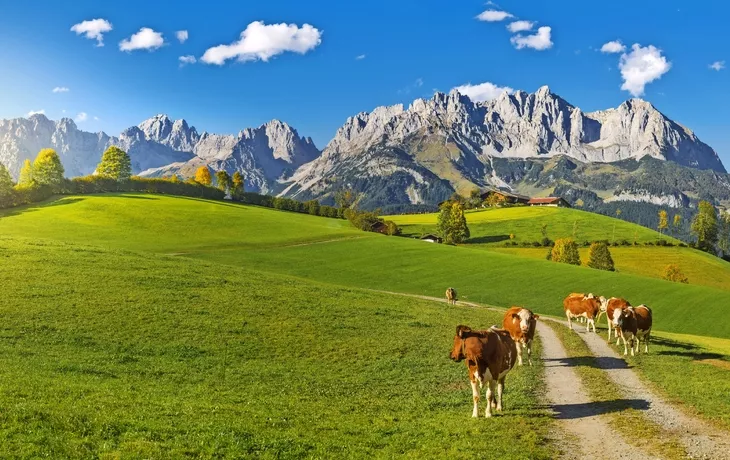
[194,166,212,186]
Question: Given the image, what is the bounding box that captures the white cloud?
[179,55,197,66]
[507,20,534,33]
[176,30,189,44]
[453,81,514,102]
[356,54,366,60]
[476,10,514,22]
[119,27,165,52]
[27,109,45,116]
[93,116,100,121]
[710,61,725,71]
[618,44,671,96]
[510,26,553,51]
[76,112,88,122]
[52,87,70,93]
[201,21,322,65]
[71,18,113,47]
[601,40,626,54]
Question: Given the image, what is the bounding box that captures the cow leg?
[516,343,524,366]
[621,335,628,356]
[645,333,650,353]
[630,336,636,357]
[485,381,495,418]
[470,379,480,418]
[526,341,533,366]
[496,378,505,412]
[607,322,612,341]
[566,311,573,329]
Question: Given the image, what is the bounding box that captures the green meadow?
[0,237,554,458]
[2,193,730,456]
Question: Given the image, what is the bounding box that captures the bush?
[619,239,630,246]
[384,220,400,236]
[531,241,542,247]
[663,264,688,284]
[540,237,553,247]
[550,238,581,265]
[678,242,688,248]
[655,239,669,247]
[587,241,615,271]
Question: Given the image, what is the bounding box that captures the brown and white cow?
[446,287,458,305]
[502,306,539,366]
[598,297,631,343]
[450,325,518,417]
[614,305,653,356]
[563,293,601,332]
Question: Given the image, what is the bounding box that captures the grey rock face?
[283,86,724,203]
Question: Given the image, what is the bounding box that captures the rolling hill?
[2,194,729,339]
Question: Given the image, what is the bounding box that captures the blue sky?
[1,0,728,165]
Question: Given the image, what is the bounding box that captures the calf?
[450,325,518,417]
[446,287,458,305]
[502,307,539,366]
[598,297,631,343]
[563,293,601,332]
[614,306,652,356]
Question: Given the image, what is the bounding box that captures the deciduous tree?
[0,163,14,206]
[194,166,212,186]
[550,238,581,265]
[18,159,34,186]
[231,172,245,197]
[96,146,132,181]
[663,264,688,284]
[658,210,668,234]
[437,201,470,244]
[691,200,718,252]
[32,149,65,187]
[673,214,682,234]
[215,170,232,193]
[587,241,615,271]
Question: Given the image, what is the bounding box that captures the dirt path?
[536,321,658,460]
[576,327,730,460]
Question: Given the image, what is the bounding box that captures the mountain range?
[1,86,728,214]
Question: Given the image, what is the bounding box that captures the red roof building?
[527,197,571,207]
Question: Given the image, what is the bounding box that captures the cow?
[614,305,653,356]
[446,287,458,305]
[502,306,539,366]
[598,297,631,343]
[450,325,518,417]
[563,293,601,332]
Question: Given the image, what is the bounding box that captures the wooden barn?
[527,197,571,208]
[480,188,530,206]
[420,234,443,243]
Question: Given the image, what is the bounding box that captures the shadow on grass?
[550,398,650,420]
[0,196,85,218]
[544,356,632,370]
[467,235,511,244]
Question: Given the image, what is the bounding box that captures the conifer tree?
[587,241,615,271]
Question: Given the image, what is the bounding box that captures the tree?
[32,149,64,187]
[170,175,180,183]
[18,159,34,186]
[335,189,357,209]
[615,209,622,217]
[718,213,730,257]
[215,170,232,193]
[437,201,470,244]
[663,264,688,284]
[231,172,245,197]
[550,238,581,265]
[587,241,615,271]
[194,166,212,186]
[0,163,14,206]
[468,188,482,209]
[691,200,718,252]
[658,210,668,235]
[672,214,682,235]
[96,146,132,181]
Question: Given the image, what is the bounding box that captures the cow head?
[450,325,472,361]
[615,307,634,328]
[512,308,534,333]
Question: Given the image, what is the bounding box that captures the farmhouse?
[527,197,571,208]
[420,233,443,243]
[480,188,530,205]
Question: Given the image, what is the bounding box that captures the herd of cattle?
[447,289,653,418]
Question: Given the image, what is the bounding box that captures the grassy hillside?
[0,236,554,458]
[2,195,729,339]
[488,246,730,291]
[392,206,679,245]
[390,206,730,291]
